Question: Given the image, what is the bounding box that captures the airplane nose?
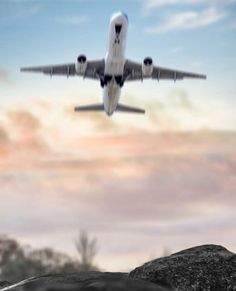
[121,11,128,23]
[111,11,129,24]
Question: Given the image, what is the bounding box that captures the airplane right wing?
[21,59,105,80]
[124,59,206,81]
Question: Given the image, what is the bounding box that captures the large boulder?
[0,282,11,289]
[0,272,172,291]
[130,244,236,291]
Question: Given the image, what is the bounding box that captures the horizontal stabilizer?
[74,104,104,112]
[116,104,145,114]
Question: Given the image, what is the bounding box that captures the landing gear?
[100,79,105,88]
[104,75,112,86]
[100,75,124,88]
[100,75,112,88]
[115,75,124,87]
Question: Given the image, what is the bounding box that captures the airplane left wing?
[124,59,206,81]
[20,59,105,80]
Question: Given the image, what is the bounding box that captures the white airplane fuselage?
[103,12,128,116]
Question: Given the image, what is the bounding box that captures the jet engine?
[142,57,153,77]
[75,55,87,75]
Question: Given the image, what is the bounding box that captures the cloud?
[145,0,236,9]
[232,20,236,28]
[64,104,117,133]
[126,89,197,130]
[0,69,11,84]
[56,16,89,26]
[167,89,196,111]
[7,110,49,154]
[0,125,9,157]
[0,2,41,23]
[0,129,236,270]
[0,102,236,271]
[146,0,203,9]
[8,110,41,132]
[145,8,226,34]
[0,125,9,143]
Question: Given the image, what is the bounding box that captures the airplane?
[20,11,206,116]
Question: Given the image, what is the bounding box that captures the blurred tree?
[0,232,99,283]
[0,235,79,283]
[75,230,98,271]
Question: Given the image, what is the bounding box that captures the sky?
[0,0,236,272]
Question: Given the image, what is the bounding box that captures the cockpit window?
[115,24,122,34]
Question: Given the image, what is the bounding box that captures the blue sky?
[1,0,236,64]
[1,0,236,272]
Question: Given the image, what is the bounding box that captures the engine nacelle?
[142,57,153,77]
[75,55,87,75]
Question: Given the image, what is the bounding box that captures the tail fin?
[116,104,145,114]
[74,104,104,112]
[74,103,145,114]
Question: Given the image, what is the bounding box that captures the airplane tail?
[116,104,145,114]
[74,104,104,112]
[74,103,145,114]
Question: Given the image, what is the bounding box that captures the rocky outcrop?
[0,272,171,291]
[0,282,11,289]
[1,245,235,291]
[130,244,236,291]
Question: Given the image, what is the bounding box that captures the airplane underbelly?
[103,81,121,116]
[105,35,125,75]
[102,13,127,116]
[105,57,124,76]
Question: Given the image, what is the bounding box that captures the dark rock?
[129,244,236,291]
[0,282,12,289]
[0,272,171,291]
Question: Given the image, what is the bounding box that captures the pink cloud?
[0,101,236,271]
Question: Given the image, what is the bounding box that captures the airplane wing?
[124,59,206,81]
[20,59,105,80]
